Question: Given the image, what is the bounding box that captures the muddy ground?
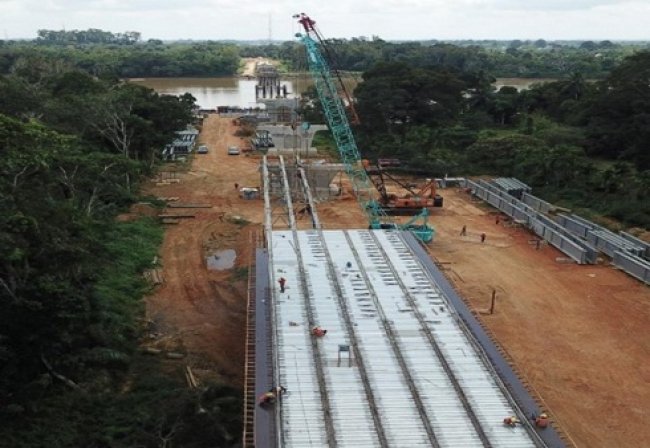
[144,116,650,447]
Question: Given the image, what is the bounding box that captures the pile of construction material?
[162,127,199,160]
[466,178,597,264]
[464,178,650,284]
[556,214,650,283]
[491,177,531,198]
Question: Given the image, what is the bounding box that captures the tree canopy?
[0,59,245,447]
[342,50,650,226]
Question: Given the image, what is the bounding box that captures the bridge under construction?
[242,156,566,448]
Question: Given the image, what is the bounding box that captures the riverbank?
[130,76,555,108]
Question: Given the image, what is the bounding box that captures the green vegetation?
[320,52,650,228]
[232,267,249,281]
[311,130,338,159]
[252,38,648,79]
[1,32,239,78]
[2,359,241,448]
[0,58,241,446]
[2,29,648,79]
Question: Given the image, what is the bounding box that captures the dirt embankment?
[240,57,277,77]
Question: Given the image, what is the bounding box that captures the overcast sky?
[1,0,648,41]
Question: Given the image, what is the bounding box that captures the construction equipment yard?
[143,115,650,448]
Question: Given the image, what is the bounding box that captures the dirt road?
[144,116,649,447]
[143,116,263,386]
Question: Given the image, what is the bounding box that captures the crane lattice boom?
[295,13,434,241]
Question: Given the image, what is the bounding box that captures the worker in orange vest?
[311,326,327,337]
[535,413,550,429]
[258,391,276,406]
[503,416,520,427]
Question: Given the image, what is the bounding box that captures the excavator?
[362,160,444,215]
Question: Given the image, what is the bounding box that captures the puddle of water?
[206,249,236,270]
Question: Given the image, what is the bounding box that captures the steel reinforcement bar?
[262,156,283,447]
[341,230,441,448]
[298,166,322,230]
[367,230,493,448]
[278,157,338,447]
[313,229,392,448]
[402,232,563,448]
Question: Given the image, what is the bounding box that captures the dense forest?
[244,38,648,78]
[0,60,241,445]
[2,29,649,79]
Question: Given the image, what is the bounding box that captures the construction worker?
[258,391,276,406]
[503,416,520,427]
[535,413,550,429]
[278,277,286,293]
[258,386,287,407]
[273,385,287,397]
[460,225,467,236]
[311,326,327,337]
[481,232,486,243]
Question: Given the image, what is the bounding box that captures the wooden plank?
[158,213,196,218]
[168,203,212,208]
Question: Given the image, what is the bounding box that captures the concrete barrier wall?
[521,192,554,214]
[613,251,650,284]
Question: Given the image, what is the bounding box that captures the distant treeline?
[37,29,142,45]
[1,38,239,78]
[2,29,649,79]
[241,38,649,78]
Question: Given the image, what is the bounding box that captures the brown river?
[129,77,554,109]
